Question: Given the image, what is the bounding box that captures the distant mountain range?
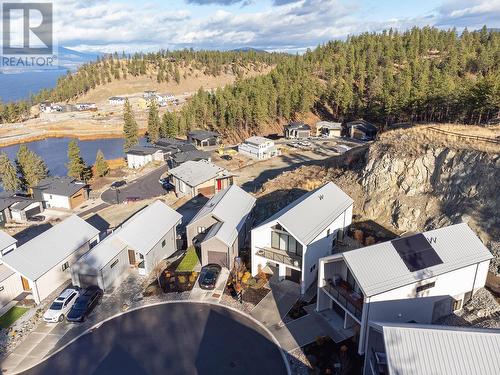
[231,47,268,53]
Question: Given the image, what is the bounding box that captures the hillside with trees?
[0,49,285,124]
[169,27,498,139]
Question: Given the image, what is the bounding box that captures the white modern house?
[364,322,500,375]
[0,231,22,312]
[2,216,100,304]
[238,136,280,160]
[32,176,88,210]
[72,201,182,291]
[187,185,256,269]
[126,146,164,169]
[316,223,493,355]
[251,182,353,294]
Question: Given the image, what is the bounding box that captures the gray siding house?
[187,185,256,268]
[72,200,182,291]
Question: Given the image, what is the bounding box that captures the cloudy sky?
[43,0,500,53]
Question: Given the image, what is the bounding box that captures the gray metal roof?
[126,145,161,156]
[316,121,342,130]
[168,160,230,187]
[372,322,500,375]
[10,199,40,211]
[189,185,256,247]
[172,150,210,165]
[244,136,272,146]
[34,177,86,197]
[0,264,15,282]
[257,182,353,245]
[115,200,182,255]
[0,230,17,251]
[285,122,311,130]
[74,234,127,271]
[188,130,219,141]
[2,215,99,281]
[339,223,493,297]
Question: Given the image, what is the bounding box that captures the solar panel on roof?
[391,233,443,272]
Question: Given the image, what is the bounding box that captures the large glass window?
[271,231,302,256]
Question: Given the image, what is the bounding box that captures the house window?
[271,231,303,256]
[61,262,70,271]
[161,239,166,248]
[0,286,4,292]
[197,227,206,234]
[110,259,119,268]
[310,264,316,273]
[453,299,463,311]
[416,281,435,293]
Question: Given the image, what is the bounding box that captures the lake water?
[0,70,66,102]
[0,137,147,177]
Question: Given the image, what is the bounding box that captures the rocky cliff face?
[361,140,499,245]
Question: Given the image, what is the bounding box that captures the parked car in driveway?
[198,264,222,290]
[67,286,103,323]
[28,215,45,222]
[111,180,127,189]
[43,288,79,323]
[220,154,232,161]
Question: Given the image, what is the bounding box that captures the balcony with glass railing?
[255,246,302,268]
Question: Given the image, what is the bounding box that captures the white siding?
[127,154,153,169]
[42,192,71,209]
[99,248,129,291]
[0,273,23,310]
[143,226,177,273]
[33,240,93,303]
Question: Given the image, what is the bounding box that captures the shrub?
[177,275,186,284]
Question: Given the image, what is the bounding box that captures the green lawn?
[176,247,200,272]
[0,306,29,329]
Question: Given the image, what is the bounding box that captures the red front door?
[217,179,222,191]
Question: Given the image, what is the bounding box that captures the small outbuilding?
[71,201,182,291]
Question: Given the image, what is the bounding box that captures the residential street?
[20,303,288,375]
[100,164,168,204]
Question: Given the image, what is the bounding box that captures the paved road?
[101,165,168,204]
[19,303,288,375]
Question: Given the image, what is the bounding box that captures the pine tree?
[0,153,21,191]
[67,139,86,180]
[94,150,109,177]
[123,98,139,150]
[161,112,178,138]
[174,66,181,84]
[16,145,48,189]
[147,99,160,143]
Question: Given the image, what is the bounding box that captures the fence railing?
[255,247,301,268]
[323,282,363,320]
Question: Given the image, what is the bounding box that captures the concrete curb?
[10,300,291,375]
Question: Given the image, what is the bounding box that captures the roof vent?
[319,194,324,200]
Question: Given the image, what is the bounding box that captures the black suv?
[198,264,222,290]
[67,286,103,323]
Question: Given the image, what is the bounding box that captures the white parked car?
[43,288,79,323]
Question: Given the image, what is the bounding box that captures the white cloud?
[46,0,500,53]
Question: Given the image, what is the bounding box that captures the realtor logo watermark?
[1,2,58,70]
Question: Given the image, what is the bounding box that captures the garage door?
[198,186,215,197]
[78,274,99,288]
[207,251,227,267]
[25,205,42,218]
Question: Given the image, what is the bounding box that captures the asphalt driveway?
[19,303,288,375]
[101,165,168,204]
